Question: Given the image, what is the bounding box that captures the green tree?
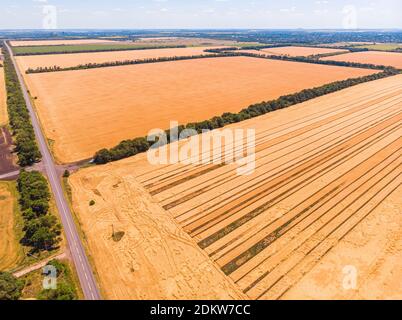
[0,272,24,300]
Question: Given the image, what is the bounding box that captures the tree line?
[93,68,398,164]
[17,170,61,252]
[25,53,227,74]
[0,260,77,300]
[1,42,42,166]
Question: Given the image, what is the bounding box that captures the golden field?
[23,56,376,163]
[16,46,218,72]
[0,182,24,271]
[260,46,348,56]
[0,66,7,126]
[69,74,402,299]
[10,39,119,47]
[322,51,402,69]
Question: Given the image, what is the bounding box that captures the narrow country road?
[5,42,102,300]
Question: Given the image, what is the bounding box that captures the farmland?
[0,181,24,271]
[133,37,262,48]
[22,56,377,163]
[0,65,7,126]
[68,169,245,300]
[68,74,402,299]
[354,43,402,51]
[11,43,188,56]
[15,47,219,72]
[10,39,119,47]
[259,46,348,57]
[322,51,402,69]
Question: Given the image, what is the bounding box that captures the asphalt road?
[5,42,102,300]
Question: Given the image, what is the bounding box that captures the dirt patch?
[23,56,376,163]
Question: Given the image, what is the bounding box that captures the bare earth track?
[22,56,376,163]
[69,75,402,299]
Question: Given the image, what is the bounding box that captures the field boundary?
[24,48,397,74]
[93,69,399,165]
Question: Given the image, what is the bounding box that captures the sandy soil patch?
[71,75,402,299]
[69,168,245,300]
[0,182,23,271]
[322,51,402,69]
[10,39,119,47]
[0,67,7,126]
[260,46,348,57]
[23,56,376,163]
[16,47,218,72]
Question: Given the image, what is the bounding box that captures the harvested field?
[355,43,402,51]
[0,127,18,175]
[0,181,24,271]
[260,46,348,57]
[133,37,261,47]
[68,170,245,300]
[16,47,219,72]
[0,66,7,126]
[70,75,402,299]
[322,51,402,69]
[12,43,194,56]
[10,39,119,47]
[23,56,376,163]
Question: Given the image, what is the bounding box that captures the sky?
[1,0,401,30]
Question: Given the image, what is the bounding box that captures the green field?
[356,43,402,51]
[12,43,187,55]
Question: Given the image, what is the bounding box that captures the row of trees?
[14,44,187,56]
[93,68,398,164]
[1,42,42,166]
[25,53,227,74]
[17,170,61,252]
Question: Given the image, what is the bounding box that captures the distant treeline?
[25,53,226,73]
[13,44,187,56]
[18,170,61,252]
[1,42,41,166]
[93,68,398,164]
